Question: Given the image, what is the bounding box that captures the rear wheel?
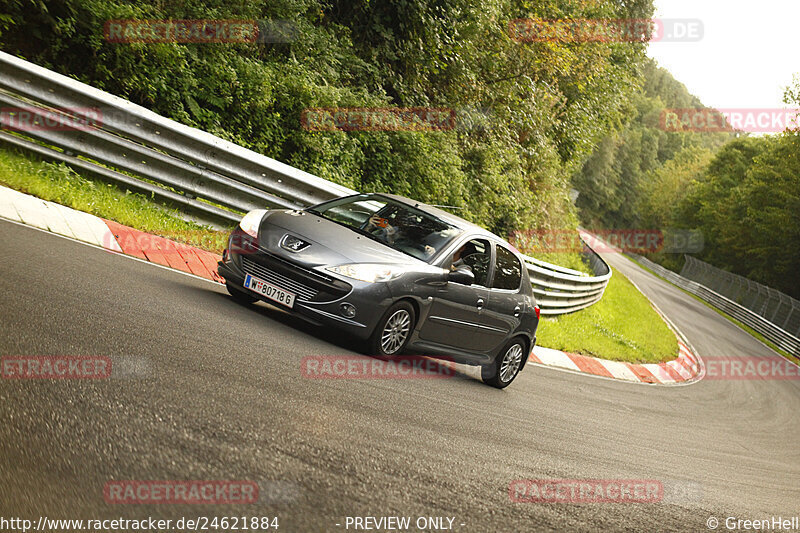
[482,338,526,388]
[368,301,415,356]
[226,282,257,305]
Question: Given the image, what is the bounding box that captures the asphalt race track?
[1,218,799,532]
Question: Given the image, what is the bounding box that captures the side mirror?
[448,267,474,286]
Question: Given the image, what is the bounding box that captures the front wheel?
[482,338,526,388]
[368,301,416,356]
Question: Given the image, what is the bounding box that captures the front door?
[417,238,503,353]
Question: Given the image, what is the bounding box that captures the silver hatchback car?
[217,193,540,388]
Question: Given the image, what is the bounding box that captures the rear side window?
[492,245,522,290]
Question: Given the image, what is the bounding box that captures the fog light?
[340,303,356,318]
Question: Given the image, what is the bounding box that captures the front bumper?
[218,233,394,340]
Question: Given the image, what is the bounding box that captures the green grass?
[527,251,593,275]
[536,266,678,364]
[0,147,230,253]
[624,254,799,365]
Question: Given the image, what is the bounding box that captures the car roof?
[369,193,508,243]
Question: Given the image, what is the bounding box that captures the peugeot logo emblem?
[280,234,311,252]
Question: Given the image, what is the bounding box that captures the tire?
[482,337,527,389]
[226,282,257,305]
[368,301,416,357]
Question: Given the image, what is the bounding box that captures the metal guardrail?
[681,255,800,337]
[633,255,800,357]
[0,52,354,226]
[0,51,610,315]
[522,231,611,315]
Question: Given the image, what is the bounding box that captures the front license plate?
[244,273,296,308]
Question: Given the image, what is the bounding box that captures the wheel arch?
[509,333,533,371]
[395,296,421,324]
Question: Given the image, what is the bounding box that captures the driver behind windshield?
[364,208,437,259]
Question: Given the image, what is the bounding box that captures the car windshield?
[308,194,460,262]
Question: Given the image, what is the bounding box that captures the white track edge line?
[0,215,222,287]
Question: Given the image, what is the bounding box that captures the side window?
[492,245,522,291]
[449,238,491,287]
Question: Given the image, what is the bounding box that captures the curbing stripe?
[0,186,223,284]
[12,193,50,231]
[666,359,692,380]
[680,345,697,365]
[0,187,24,222]
[52,203,104,247]
[83,213,123,253]
[174,243,215,279]
[531,346,582,372]
[138,233,171,269]
[529,340,702,385]
[40,201,78,240]
[659,362,684,381]
[157,237,194,274]
[644,364,676,383]
[677,354,697,374]
[569,354,614,378]
[626,363,659,383]
[193,249,225,283]
[597,358,640,381]
[103,219,148,260]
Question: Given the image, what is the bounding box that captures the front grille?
[241,256,318,301]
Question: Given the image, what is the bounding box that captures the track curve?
[1,219,798,532]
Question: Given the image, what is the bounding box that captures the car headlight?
[326,263,408,283]
[238,209,267,238]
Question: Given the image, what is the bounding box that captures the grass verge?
[526,251,592,275]
[625,254,799,365]
[0,147,230,253]
[536,266,677,364]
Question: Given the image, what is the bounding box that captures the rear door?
[483,243,527,342]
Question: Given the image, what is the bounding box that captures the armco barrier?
[681,255,800,337]
[0,51,610,315]
[523,230,611,315]
[633,255,800,357]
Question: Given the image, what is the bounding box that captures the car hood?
[257,209,423,269]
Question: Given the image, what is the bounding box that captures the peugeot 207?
[217,193,540,388]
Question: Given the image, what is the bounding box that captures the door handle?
[476,298,484,310]
[514,306,521,317]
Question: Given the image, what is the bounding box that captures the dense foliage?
[577,62,799,299]
[0,0,653,240]
[574,59,733,228]
[675,132,800,298]
[7,1,792,296]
